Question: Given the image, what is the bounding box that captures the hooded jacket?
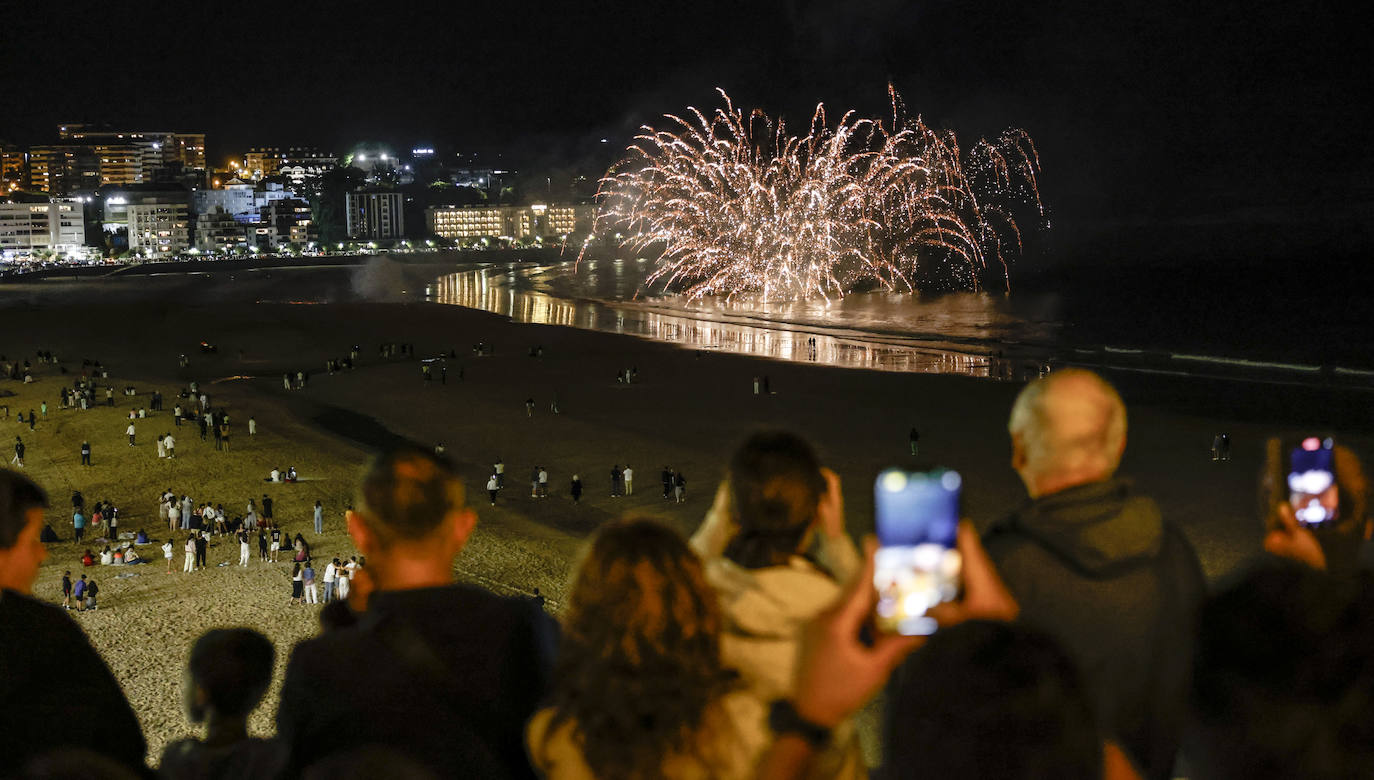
[690,509,867,778]
[984,478,1205,780]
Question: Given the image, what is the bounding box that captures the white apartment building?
[346,190,404,239]
[0,200,85,259]
[427,203,593,240]
[124,199,190,256]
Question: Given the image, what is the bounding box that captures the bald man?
[983,369,1204,780]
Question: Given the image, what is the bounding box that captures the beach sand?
[4,264,1369,764]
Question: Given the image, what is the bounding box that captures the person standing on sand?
[184,534,196,573]
[157,434,167,459]
[487,474,499,506]
[61,571,72,609]
[126,422,136,446]
[530,466,540,499]
[610,465,622,498]
[909,427,920,456]
[262,495,274,526]
[290,563,303,604]
[80,440,91,466]
[11,437,24,468]
[239,528,251,566]
[258,529,269,561]
[525,398,535,417]
[302,562,317,604]
[539,466,549,498]
[494,458,505,489]
[248,416,257,436]
[195,530,208,570]
[674,472,687,503]
[570,475,582,503]
[662,466,673,499]
[163,538,174,572]
[623,465,634,496]
[165,432,175,459]
[270,526,282,562]
[314,501,323,534]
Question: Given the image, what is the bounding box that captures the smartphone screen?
[873,468,962,636]
[1289,437,1338,527]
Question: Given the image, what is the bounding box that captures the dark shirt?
[0,588,145,772]
[277,584,557,778]
[984,479,1206,780]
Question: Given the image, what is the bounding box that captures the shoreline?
[4,273,1373,763]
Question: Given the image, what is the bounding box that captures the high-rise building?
[254,197,316,248]
[26,145,101,194]
[1,144,25,193]
[194,207,247,253]
[0,199,86,259]
[54,125,206,182]
[346,190,404,239]
[427,203,594,240]
[175,133,206,169]
[105,187,191,256]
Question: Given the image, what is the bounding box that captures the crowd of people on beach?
[2,366,1372,779]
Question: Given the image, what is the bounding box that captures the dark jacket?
[0,588,146,773]
[983,478,1205,780]
[276,584,557,778]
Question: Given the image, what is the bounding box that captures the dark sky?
[4,0,1371,261]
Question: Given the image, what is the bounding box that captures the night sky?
[4,1,1372,266]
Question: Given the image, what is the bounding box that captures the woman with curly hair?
[527,517,765,779]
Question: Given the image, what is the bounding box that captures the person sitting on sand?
[81,549,95,567]
[0,469,146,770]
[100,546,113,566]
[123,545,142,565]
[159,629,285,779]
[269,468,280,483]
[286,466,298,483]
[136,529,148,545]
[112,548,124,565]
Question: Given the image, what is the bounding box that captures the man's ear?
[347,510,377,555]
[447,507,478,549]
[1010,431,1027,473]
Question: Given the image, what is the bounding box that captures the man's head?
[346,448,476,586]
[183,628,275,723]
[1008,369,1127,498]
[885,620,1104,780]
[0,469,49,593]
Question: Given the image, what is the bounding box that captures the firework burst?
[593,88,1043,300]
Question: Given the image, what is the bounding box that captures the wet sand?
[4,268,1369,763]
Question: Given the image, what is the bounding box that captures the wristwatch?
[769,699,833,748]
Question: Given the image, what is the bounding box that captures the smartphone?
[1288,436,1338,527]
[873,468,962,636]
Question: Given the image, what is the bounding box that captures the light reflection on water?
[427,264,1063,379]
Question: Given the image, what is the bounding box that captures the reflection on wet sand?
[428,268,1053,380]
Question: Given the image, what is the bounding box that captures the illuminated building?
[0,199,86,259]
[426,203,594,240]
[26,146,101,194]
[194,207,247,253]
[254,198,316,248]
[104,188,190,256]
[1,144,25,192]
[346,190,404,239]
